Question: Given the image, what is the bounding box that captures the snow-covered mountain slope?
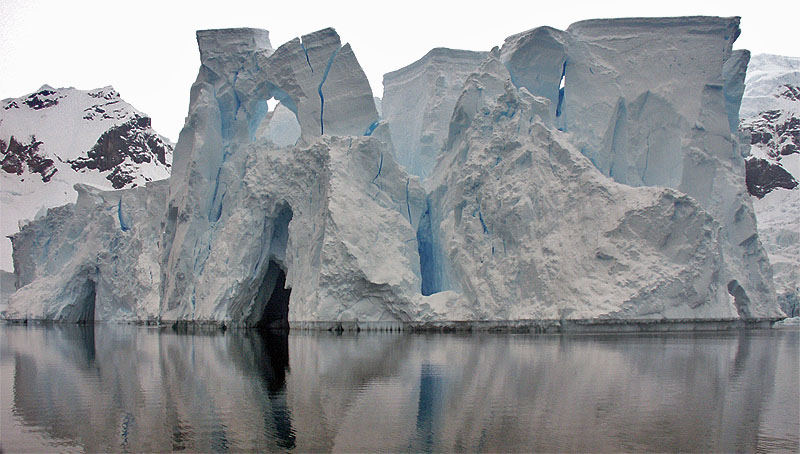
[740,54,800,316]
[0,85,173,271]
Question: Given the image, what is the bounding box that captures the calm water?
[1,325,797,453]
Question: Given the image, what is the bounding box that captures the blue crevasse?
[232,70,241,118]
[372,152,384,187]
[416,199,440,296]
[364,120,380,136]
[405,178,412,224]
[473,199,490,235]
[478,209,489,234]
[208,167,227,222]
[117,199,130,232]
[318,47,341,135]
[300,42,313,72]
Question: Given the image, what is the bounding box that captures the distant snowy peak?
[741,87,800,159]
[740,54,800,108]
[1,85,173,189]
[4,85,128,119]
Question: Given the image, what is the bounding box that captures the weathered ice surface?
[2,19,786,325]
[382,48,487,178]
[157,28,386,326]
[6,181,167,321]
[490,17,776,315]
[740,54,800,317]
[421,51,771,319]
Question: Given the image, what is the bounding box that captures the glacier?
[2,17,787,327]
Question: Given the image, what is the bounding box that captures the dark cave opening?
[727,280,753,319]
[75,278,96,324]
[255,260,292,331]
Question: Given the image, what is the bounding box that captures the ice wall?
[8,181,167,321]
[382,48,487,178]
[421,51,765,319]
[423,16,775,316]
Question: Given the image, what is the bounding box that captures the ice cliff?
[382,48,487,178]
[2,17,786,326]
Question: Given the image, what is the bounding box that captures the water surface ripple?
[1,325,797,452]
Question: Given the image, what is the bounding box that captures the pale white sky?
[1,0,797,141]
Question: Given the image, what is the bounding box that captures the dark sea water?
[1,324,797,453]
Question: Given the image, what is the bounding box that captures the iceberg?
[3,18,785,327]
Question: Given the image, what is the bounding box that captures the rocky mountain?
[740,53,800,316]
[0,85,173,271]
[1,19,787,326]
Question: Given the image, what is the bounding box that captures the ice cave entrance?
[255,260,291,331]
[75,278,96,324]
[253,204,293,331]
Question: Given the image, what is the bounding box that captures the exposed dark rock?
[745,157,798,198]
[750,131,772,145]
[777,84,800,101]
[22,89,62,110]
[107,167,136,189]
[68,115,172,189]
[3,100,19,110]
[741,111,800,158]
[82,100,127,121]
[760,110,782,121]
[87,88,120,100]
[0,136,57,182]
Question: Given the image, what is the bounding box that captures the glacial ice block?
[159,27,381,320]
[421,51,770,320]
[7,181,167,322]
[260,28,379,141]
[499,26,568,123]
[382,48,487,178]
[494,16,777,317]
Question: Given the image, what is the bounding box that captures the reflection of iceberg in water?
[2,326,798,452]
[410,364,445,452]
[4,325,295,452]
